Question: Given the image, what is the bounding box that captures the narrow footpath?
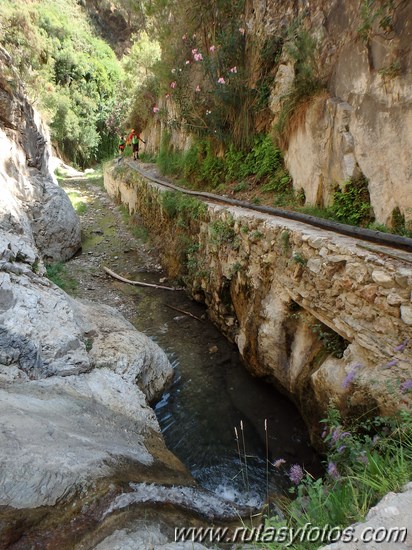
[60,171,167,320]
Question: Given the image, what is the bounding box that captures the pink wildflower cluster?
[217,77,226,84]
[170,81,177,89]
[153,106,159,113]
[229,66,237,73]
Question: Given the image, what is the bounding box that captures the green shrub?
[209,216,236,246]
[161,191,206,227]
[330,175,373,227]
[45,262,77,292]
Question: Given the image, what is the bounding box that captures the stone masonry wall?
[105,164,412,441]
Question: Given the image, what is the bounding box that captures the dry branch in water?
[103,266,183,291]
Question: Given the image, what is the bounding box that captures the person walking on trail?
[128,129,146,161]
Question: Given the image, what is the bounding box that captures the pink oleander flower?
[193,52,203,62]
[229,66,237,73]
[217,77,226,84]
[209,45,216,52]
[195,85,201,92]
[170,81,177,89]
[153,106,159,113]
[239,27,245,35]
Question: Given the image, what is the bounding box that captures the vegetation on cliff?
[0,0,123,166]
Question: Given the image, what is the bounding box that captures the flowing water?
[127,273,320,508]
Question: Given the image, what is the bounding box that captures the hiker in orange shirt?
[128,129,146,161]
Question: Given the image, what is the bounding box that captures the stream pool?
[126,271,320,508]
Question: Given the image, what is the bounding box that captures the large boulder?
[0,46,81,262]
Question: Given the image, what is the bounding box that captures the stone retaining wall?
[104,163,412,441]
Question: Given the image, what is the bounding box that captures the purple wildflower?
[382,358,398,369]
[337,445,346,454]
[400,379,412,393]
[394,338,409,353]
[331,427,342,443]
[327,462,340,480]
[273,458,286,468]
[289,464,304,485]
[342,363,363,389]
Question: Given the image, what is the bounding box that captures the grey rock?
[0,371,157,509]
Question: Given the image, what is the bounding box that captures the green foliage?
[263,408,412,549]
[297,204,336,220]
[378,60,401,79]
[275,24,324,146]
[45,262,77,292]
[280,230,291,254]
[310,322,348,359]
[0,0,123,167]
[358,0,397,42]
[330,175,373,227]
[141,0,285,148]
[67,191,88,215]
[234,181,248,192]
[161,190,206,228]
[391,207,412,237]
[291,252,307,266]
[209,215,237,246]
[155,134,292,201]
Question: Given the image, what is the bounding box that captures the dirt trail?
[60,172,166,320]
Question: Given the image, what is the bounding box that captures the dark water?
[124,270,320,508]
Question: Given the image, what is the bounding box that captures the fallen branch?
[165,303,203,322]
[103,266,183,291]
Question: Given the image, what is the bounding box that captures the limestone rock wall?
[246,0,412,226]
[105,164,412,442]
[0,46,81,262]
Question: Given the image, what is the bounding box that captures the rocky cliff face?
[250,0,412,226]
[0,47,81,262]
